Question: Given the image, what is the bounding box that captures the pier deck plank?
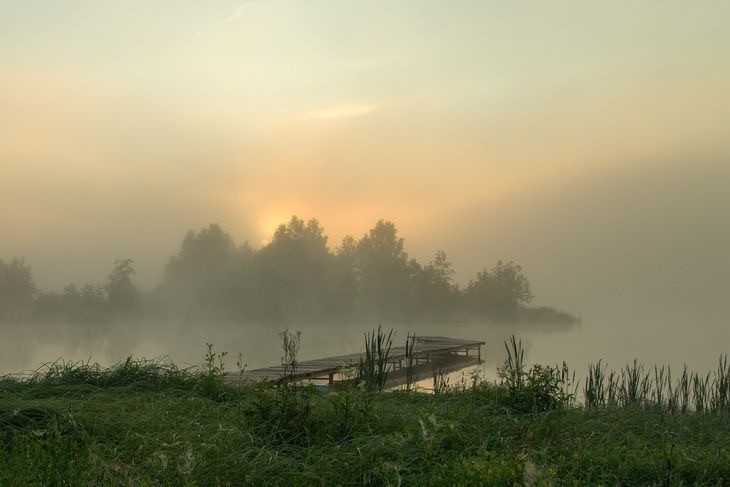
[225,336,484,386]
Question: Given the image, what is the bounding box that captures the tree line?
[0,217,576,325]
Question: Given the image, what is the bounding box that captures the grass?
[583,354,730,414]
[361,325,394,392]
[0,338,728,486]
[404,332,417,391]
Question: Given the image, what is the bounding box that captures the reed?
[432,366,449,394]
[677,364,690,414]
[404,332,417,391]
[620,359,645,407]
[585,360,606,407]
[710,354,729,412]
[361,325,394,392]
[692,371,711,413]
[653,365,666,408]
[501,335,526,391]
[577,356,729,413]
[527,349,728,414]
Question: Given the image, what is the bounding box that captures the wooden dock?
[226,336,484,389]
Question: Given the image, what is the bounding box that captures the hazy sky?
[1,1,729,329]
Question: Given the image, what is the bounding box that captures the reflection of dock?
[227,336,484,389]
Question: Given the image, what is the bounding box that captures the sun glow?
[258,213,288,247]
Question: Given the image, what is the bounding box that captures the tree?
[33,291,63,319]
[159,223,249,314]
[407,250,458,319]
[252,216,336,320]
[353,220,412,319]
[466,260,533,317]
[428,250,455,286]
[106,259,139,314]
[80,283,106,311]
[332,235,360,316]
[60,282,107,321]
[269,216,329,251]
[0,258,36,320]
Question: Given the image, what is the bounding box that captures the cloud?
[306,104,377,120]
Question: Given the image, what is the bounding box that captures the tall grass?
[710,354,729,412]
[584,354,729,413]
[3,355,197,389]
[360,325,393,392]
[501,335,526,390]
[585,360,606,407]
[432,366,449,394]
[492,335,727,414]
[404,332,417,391]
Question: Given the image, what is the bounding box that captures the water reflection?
[1,315,726,382]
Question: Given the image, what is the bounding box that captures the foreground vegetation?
[1,342,728,485]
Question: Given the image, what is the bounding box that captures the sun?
[258,213,286,246]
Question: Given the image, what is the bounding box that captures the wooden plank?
[226,335,484,385]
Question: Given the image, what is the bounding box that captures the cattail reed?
[405,332,417,391]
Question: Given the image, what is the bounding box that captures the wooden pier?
[226,336,484,389]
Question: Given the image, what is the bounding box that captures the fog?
[2,159,727,377]
[1,2,729,377]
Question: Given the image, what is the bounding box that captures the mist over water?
[2,311,725,382]
[4,162,728,381]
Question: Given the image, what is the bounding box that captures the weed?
[197,342,228,399]
[279,328,302,382]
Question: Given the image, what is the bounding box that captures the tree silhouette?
[0,258,36,321]
[106,259,139,315]
[159,223,250,314]
[353,220,411,319]
[8,217,577,325]
[252,216,337,320]
[466,260,533,317]
[407,250,458,319]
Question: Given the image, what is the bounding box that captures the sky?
[1,0,729,339]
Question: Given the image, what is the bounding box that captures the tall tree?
[407,250,458,319]
[0,258,36,320]
[159,223,249,314]
[252,216,336,320]
[354,220,412,320]
[106,259,139,315]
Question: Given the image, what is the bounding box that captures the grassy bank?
[1,358,728,486]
